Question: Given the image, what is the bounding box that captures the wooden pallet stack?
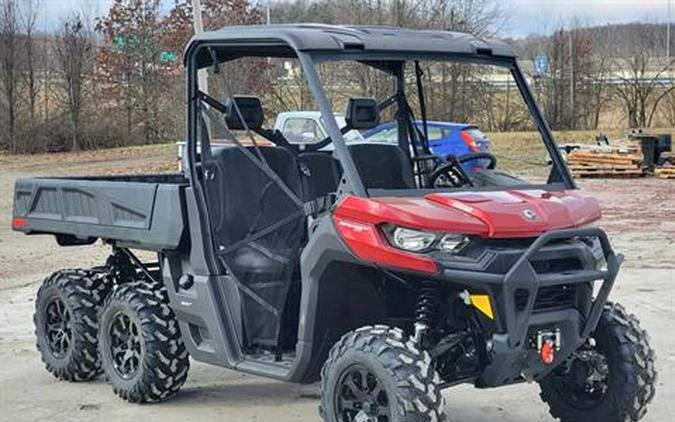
[567,147,644,178]
[656,152,675,179]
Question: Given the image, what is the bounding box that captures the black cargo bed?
[12,174,188,251]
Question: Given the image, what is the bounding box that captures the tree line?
[516,22,675,131]
[0,0,261,153]
[0,0,673,154]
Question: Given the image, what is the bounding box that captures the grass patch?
[0,143,177,170]
[487,128,675,177]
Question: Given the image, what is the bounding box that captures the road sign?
[160,51,177,62]
[115,35,139,49]
[534,51,549,75]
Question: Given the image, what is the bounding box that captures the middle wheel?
[320,325,447,422]
[98,280,190,403]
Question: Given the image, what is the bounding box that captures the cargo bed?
[12,174,188,251]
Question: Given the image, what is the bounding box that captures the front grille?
[532,257,582,273]
[514,284,576,311]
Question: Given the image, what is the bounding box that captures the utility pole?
[191,0,208,93]
[668,0,672,58]
[266,1,271,25]
[569,30,575,126]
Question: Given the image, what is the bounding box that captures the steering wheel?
[428,152,498,188]
[428,156,472,188]
[447,151,498,170]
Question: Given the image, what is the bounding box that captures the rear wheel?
[34,269,112,381]
[539,302,656,422]
[98,280,189,403]
[320,325,446,422]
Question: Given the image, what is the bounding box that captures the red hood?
[334,190,601,238]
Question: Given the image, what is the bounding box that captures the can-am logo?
[522,209,538,220]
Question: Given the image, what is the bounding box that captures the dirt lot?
[1,145,674,421]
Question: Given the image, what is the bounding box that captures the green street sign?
[114,35,139,49]
[160,51,177,62]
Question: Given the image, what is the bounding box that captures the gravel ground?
[0,147,673,421]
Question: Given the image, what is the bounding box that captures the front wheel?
[539,302,656,422]
[320,325,446,422]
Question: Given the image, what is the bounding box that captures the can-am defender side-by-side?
[12,25,656,421]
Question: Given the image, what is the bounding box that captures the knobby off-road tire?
[320,325,446,422]
[34,268,112,381]
[539,302,657,422]
[98,280,189,403]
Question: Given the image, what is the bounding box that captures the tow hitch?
[536,329,561,365]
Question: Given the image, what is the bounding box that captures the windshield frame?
[183,39,578,279]
[303,51,576,194]
[185,42,576,202]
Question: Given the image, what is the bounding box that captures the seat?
[348,144,415,189]
[203,146,305,348]
[297,152,342,202]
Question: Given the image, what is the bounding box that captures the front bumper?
[437,227,622,386]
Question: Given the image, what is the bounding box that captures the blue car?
[363,121,493,172]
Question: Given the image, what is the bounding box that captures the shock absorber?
[413,280,440,344]
[106,248,136,284]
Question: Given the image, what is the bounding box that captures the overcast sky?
[503,0,671,37]
[36,0,673,38]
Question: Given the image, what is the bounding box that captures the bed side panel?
[12,178,185,251]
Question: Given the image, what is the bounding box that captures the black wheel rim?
[551,345,610,409]
[335,364,391,422]
[45,297,73,358]
[109,312,142,379]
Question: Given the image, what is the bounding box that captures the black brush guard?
[440,227,622,387]
[501,227,621,346]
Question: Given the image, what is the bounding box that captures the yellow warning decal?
[470,295,494,320]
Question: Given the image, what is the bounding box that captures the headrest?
[225,95,264,130]
[345,97,379,130]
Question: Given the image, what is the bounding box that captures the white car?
[274,111,367,150]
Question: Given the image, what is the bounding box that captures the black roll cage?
[184,37,577,275]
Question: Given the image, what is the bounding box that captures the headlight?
[385,225,470,255]
[391,227,437,252]
[438,234,469,253]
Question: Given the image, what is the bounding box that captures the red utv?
[13,25,655,422]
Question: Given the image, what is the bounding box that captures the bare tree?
[610,23,675,128]
[306,0,506,122]
[527,20,608,131]
[21,0,39,120]
[0,0,21,152]
[53,15,92,151]
[659,90,675,126]
[586,25,614,129]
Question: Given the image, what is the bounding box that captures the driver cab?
[188,48,569,358]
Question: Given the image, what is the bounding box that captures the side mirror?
[224,96,264,130]
[345,97,379,130]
